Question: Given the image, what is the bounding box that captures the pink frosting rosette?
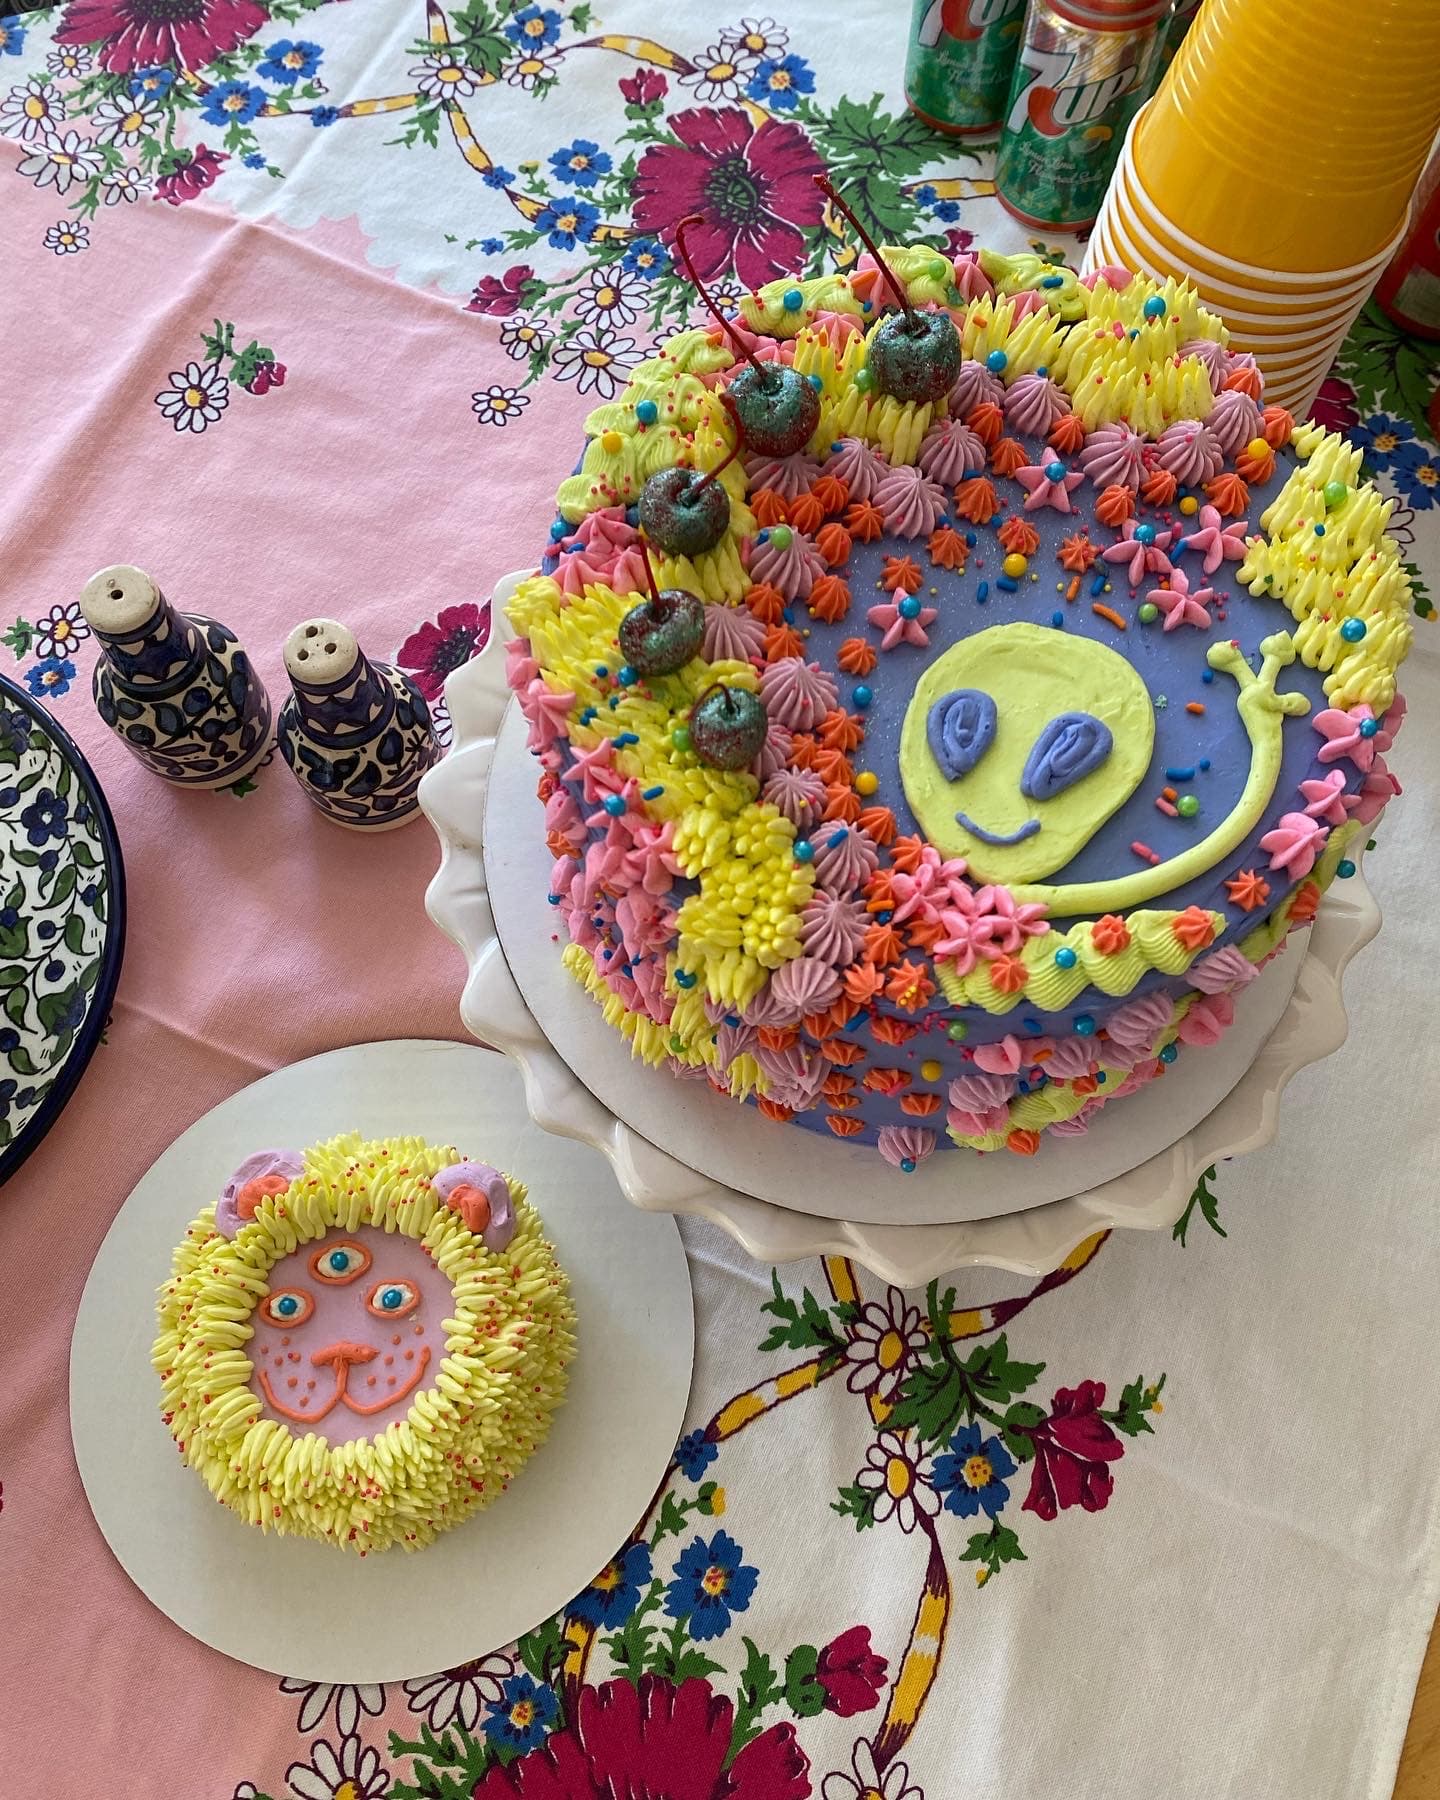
[812,825,879,896]
[877,1125,937,1171]
[951,256,994,304]
[947,1070,1016,1110]
[702,603,765,665]
[714,1020,759,1071]
[758,656,837,732]
[1189,945,1259,994]
[1102,992,1174,1063]
[1205,387,1264,455]
[1049,1098,1105,1137]
[749,529,827,602]
[1042,1038,1097,1081]
[505,638,539,690]
[745,451,821,501]
[873,464,948,538]
[970,1036,1024,1076]
[917,418,987,488]
[762,766,828,829]
[1081,423,1149,490]
[799,891,869,965]
[1178,337,1228,382]
[769,956,842,1022]
[1004,372,1070,437]
[1258,812,1327,877]
[1155,421,1224,487]
[948,359,1004,416]
[947,1102,1011,1138]
[756,720,795,781]
[823,437,888,502]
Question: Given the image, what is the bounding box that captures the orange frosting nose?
[310,1340,380,1369]
[447,1182,492,1234]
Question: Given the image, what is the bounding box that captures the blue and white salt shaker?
[79,563,272,789]
[277,617,440,830]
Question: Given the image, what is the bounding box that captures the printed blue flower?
[934,1420,1018,1520]
[676,1429,718,1480]
[483,1673,559,1754]
[534,195,600,251]
[20,787,68,848]
[24,659,75,699]
[934,199,960,223]
[311,105,341,128]
[747,54,815,110]
[483,164,515,189]
[200,81,267,127]
[0,1080,17,1116]
[568,1540,653,1628]
[0,19,27,54]
[622,237,669,280]
[258,39,323,82]
[243,152,267,169]
[129,67,175,96]
[505,5,562,46]
[480,236,505,254]
[548,138,612,189]
[1393,441,1440,511]
[914,184,938,207]
[664,1531,758,1641]
[1350,412,1417,472]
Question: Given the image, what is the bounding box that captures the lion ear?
[215,1148,305,1238]
[432,1161,518,1254]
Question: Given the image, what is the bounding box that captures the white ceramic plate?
[420,575,1381,1283]
[69,1038,695,1684]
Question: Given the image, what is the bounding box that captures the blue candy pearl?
[899,1157,917,1173]
[794,839,815,863]
[618,665,638,686]
[986,349,1008,373]
[782,287,804,311]
[1337,858,1356,878]
[549,519,567,542]
[1359,717,1379,738]
[1073,1014,1096,1036]
[329,1250,348,1271]
[851,683,873,709]
[1143,294,1167,318]
[602,793,627,816]
[807,373,823,390]
[1340,617,1366,642]
[1054,946,1078,968]
[1044,460,1065,481]
[1134,522,1157,545]
[1022,1017,1043,1035]
[674,969,696,988]
[635,399,658,425]
[898,595,921,619]
[1159,1042,1178,1063]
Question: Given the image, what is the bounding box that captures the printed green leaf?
[1173,1165,1224,1244]
[516,1612,566,1684]
[757,1267,845,1354]
[1107,1372,1166,1439]
[831,1481,880,1530]
[729,1635,785,1758]
[63,915,87,955]
[6,1044,38,1076]
[1335,301,1440,436]
[959,1520,1028,1582]
[884,1355,967,1447]
[3,618,34,659]
[1001,1400,1044,1463]
[0,922,27,957]
[963,1334,1046,1410]
[783,1642,826,1718]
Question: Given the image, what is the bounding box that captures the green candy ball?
[1177,794,1200,818]
[1323,479,1348,510]
[1138,602,1158,624]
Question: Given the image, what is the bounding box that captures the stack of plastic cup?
[1081,0,1440,418]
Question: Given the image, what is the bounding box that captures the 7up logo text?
[1005,42,1144,138]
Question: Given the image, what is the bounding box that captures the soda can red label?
[904,0,1027,136]
[994,0,1167,231]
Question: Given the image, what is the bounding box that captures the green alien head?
[899,622,1156,884]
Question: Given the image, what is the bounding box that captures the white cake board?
[69,1039,694,1685]
[485,700,1305,1228]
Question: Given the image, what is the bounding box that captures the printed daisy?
[680,43,757,102]
[842,1286,927,1401]
[498,315,551,362]
[16,129,103,193]
[34,603,90,660]
[550,326,638,400]
[722,16,790,59]
[283,1734,390,1800]
[43,221,90,255]
[855,1431,940,1533]
[153,360,230,433]
[0,79,64,141]
[471,385,529,427]
[102,165,150,204]
[504,48,561,90]
[278,1678,386,1736]
[409,53,482,99]
[821,1739,923,1800]
[92,90,159,146]
[47,43,94,75]
[573,264,645,329]
[402,1655,513,1731]
[430,696,453,749]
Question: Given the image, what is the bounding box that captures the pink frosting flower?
[1049,1099,1104,1137]
[745,451,821,501]
[1146,565,1214,631]
[800,891,869,965]
[873,464,947,537]
[1102,518,1174,584]
[1081,423,1148,490]
[1299,769,1354,825]
[877,1125,937,1171]
[823,437,888,501]
[1353,760,1401,825]
[1189,945,1258,994]
[703,603,766,664]
[1015,461,1085,514]
[868,589,937,651]
[758,657,837,731]
[1177,990,1234,1046]
[1312,704,1378,771]
[970,1036,1023,1076]
[917,419,986,489]
[521,678,576,750]
[618,819,682,896]
[1155,421,1224,487]
[1180,503,1248,575]
[1258,811,1328,876]
[948,359,1004,416]
[947,1102,1011,1138]
[1004,373,1069,437]
[570,737,623,803]
[967,885,1049,954]
[762,765,827,828]
[889,845,970,927]
[769,956,842,1020]
[749,529,827,602]
[1375,691,1406,752]
[505,637,540,692]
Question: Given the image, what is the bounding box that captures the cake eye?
[259,1288,314,1327]
[365,1279,420,1319]
[309,1240,373,1284]
[1020,712,1114,800]
[927,688,998,780]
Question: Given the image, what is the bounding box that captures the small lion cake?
[153,1133,575,1552]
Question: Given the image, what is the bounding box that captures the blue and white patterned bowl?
[0,671,125,1184]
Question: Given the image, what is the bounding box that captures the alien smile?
[955,813,1041,846]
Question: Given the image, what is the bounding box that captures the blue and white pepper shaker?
[79,563,272,789]
[277,617,440,830]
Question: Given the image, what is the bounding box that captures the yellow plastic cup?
[1131,0,1440,269]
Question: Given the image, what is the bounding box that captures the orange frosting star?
[1288,879,1322,923]
[900,1092,943,1116]
[822,1069,857,1097]
[807,574,851,623]
[1056,533,1097,574]
[825,1113,865,1135]
[997,516,1040,556]
[928,526,969,570]
[837,637,877,676]
[1225,869,1271,912]
[990,436,1029,478]
[1048,412,1086,456]
[1140,466,1178,507]
[763,621,805,660]
[757,1025,799,1052]
[1236,439,1275,484]
[816,522,853,567]
[757,1097,795,1122]
[966,401,1004,446]
[812,472,850,515]
[862,922,904,967]
[744,581,786,625]
[885,960,936,1011]
[1171,905,1216,951]
[1095,484,1135,527]
[842,963,886,1006]
[1205,472,1249,517]
[1224,365,1264,399]
[863,870,897,913]
[845,500,885,541]
[889,834,926,874]
[880,554,923,594]
[863,1066,910,1095]
[820,1038,866,1066]
[750,487,789,528]
[788,733,818,769]
[858,805,896,845]
[1006,1128,1041,1156]
[871,1015,920,1046]
[1091,914,1131,954]
[823,1086,860,1108]
[1261,404,1294,450]
[810,745,853,785]
[803,1003,846,1041]
[819,708,865,752]
[954,477,998,524]
[823,784,862,823]
[990,954,1029,994]
[789,491,825,536]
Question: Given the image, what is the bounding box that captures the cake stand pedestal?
[419,575,1382,1284]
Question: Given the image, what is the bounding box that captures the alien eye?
[365,1279,420,1319]
[1020,713,1113,800]
[259,1288,314,1327]
[309,1240,373,1284]
[927,689,998,780]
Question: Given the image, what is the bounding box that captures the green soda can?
[994,0,1170,232]
[904,0,1028,136]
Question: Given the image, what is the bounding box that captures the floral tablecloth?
[3,3,1440,1797]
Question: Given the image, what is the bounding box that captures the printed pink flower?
[1015,461,1084,514]
[619,68,667,105]
[1299,770,1354,825]
[1101,519,1174,584]
[465,264,542,317]
[154,144,228,205]
[1179,502,1249,575]
[631,107,825,289]
[1309,374,1360,435]
[816,1627,888,1718]
[1258,810,1328,877]
[1145,566,1214,632]
[1021,1381,1124,1521]
[473,1675,810,1799]
[396,603,489,702]
[867,589,935,650]
[56,0,267,70]
[1312,704,1378,771]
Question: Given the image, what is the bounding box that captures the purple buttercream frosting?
[431,1160,516,1253]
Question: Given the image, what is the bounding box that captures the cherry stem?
[636,536,662,602]
[674,213,769,380]
[814,174,914,325]
[689,393,744,500]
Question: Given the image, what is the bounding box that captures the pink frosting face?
[247,1225,453,1446]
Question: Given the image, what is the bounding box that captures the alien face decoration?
[900,622,1156,883]
[248,1224,451,1447]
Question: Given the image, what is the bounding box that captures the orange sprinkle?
[966,400,1004,446]
[825,1113,865,1136]
[871,1014,921,1046]
[997,515,1040,556]
[990,436,1028,479]
[881,554,924,594]
[757,1097,794,1122]
[928,525,968,570]
[858,804,896,845]
[744,581,785,625]
[1162,786,1177,801]
[812,472,850,514]
[1048,412,1086,455]
[842,963,886,1006]
[807,573,851,623]
[1092,602,1127,630]
[763,621,805,660]
[1057,532,1098,573]
[1186,701,1206,715]
[954,477,998,524]
[789,491,824,536]
[1065,577,1081,601]
[750,487,789,528]
[845,499,885,541]
[900,1092,943,1116]
[1095,484,1135,527]
[819,708,865,752]
[815,522,853,567]
[837,636,877,676]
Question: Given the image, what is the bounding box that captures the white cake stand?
[419,574,1382,1284]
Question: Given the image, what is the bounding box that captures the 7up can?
[905,0,1027,136]
[994,0,1169,231]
